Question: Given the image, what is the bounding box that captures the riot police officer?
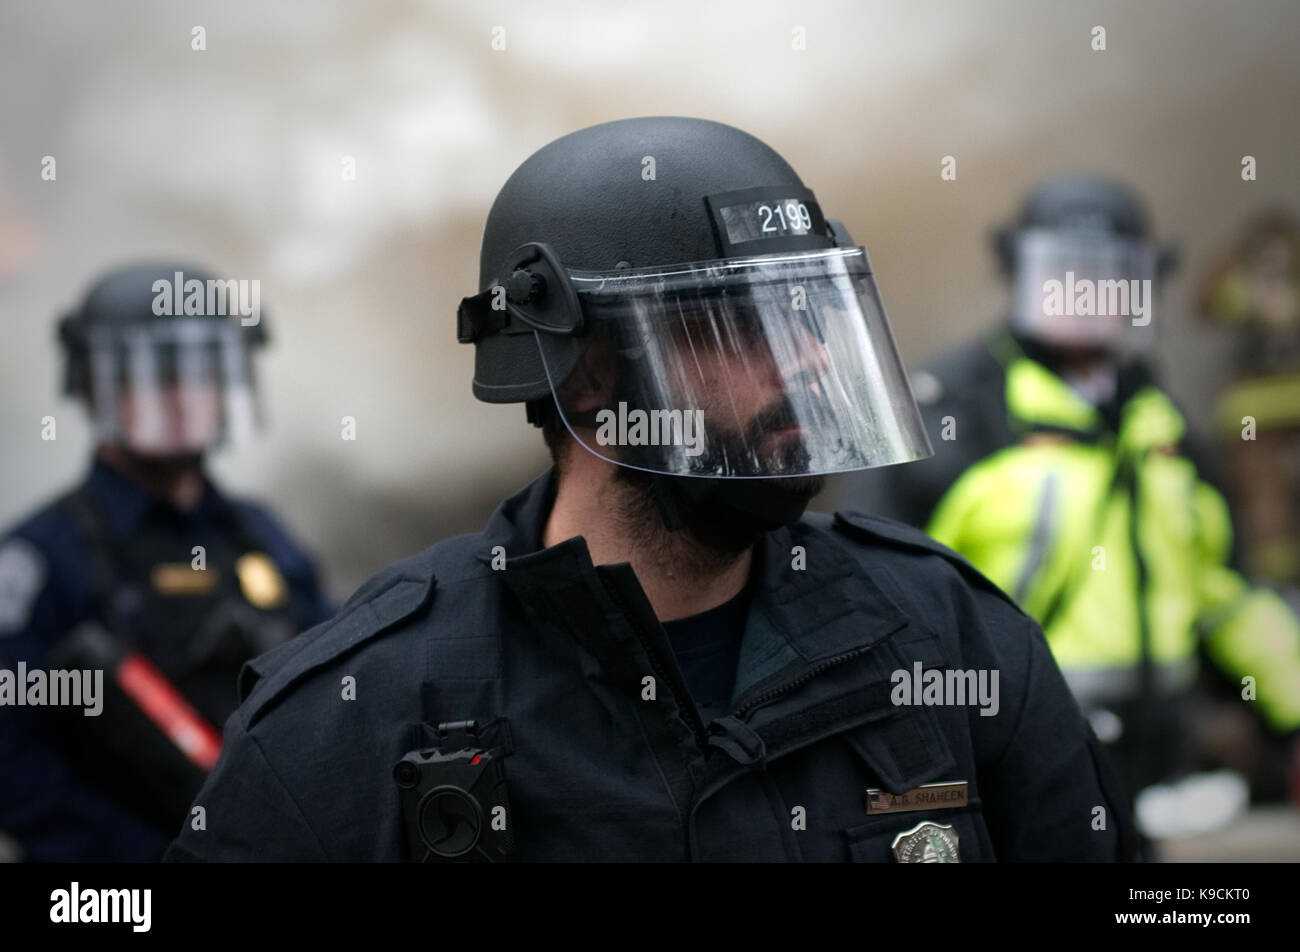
[834,177,1300,803]
[1200,210,1300,589]
[166,118,1137,862]
[0,261,333,861]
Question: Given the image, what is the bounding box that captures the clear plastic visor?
[1011,228,1158,346]
[540,247,933,478]
[85,319,258,456]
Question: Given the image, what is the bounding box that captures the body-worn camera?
[393,719,514,862]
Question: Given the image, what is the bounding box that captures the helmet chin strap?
[647,472,815,554]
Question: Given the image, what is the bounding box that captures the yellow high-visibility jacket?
[839,331,1300,733]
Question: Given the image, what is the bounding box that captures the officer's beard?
[608,465,746,581]
[609,396,824,575]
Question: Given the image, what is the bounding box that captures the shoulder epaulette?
[830,510,1021,611]
[239,568,437,726]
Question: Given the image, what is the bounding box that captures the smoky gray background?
[1,0,1297,598]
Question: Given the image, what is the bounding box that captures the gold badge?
[151,563,218,596]
[891,821,961,863]
[236,552,288,610]
[866,781,969,815]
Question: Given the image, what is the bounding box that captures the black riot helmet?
[59,261,267,456]
[458,117,931,536]
[994,176,1180,349]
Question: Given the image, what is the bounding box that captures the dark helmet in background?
[59,261,267,457]
[994,175,1179,351]
[457,116,931,537]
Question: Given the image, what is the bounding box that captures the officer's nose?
[774,316,832,390]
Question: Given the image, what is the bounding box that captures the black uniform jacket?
[165,470,1137,862]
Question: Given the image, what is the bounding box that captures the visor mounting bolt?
[506,269,546,304]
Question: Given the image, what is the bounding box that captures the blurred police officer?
[835,177,1300,801]
[167,119,1136,862]
[0,261,333,861]
[1200,211,1300,590]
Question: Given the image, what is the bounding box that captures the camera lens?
[392,760,420,788]
[417,785,483,858]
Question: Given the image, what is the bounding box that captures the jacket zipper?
[601,577,712,750]
[731,644,875,719]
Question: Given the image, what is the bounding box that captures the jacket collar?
[84,456,231,540]
[474,469,912,753]
[476,470,907,651]
[989,329,1185,451]
[479,467,557,558]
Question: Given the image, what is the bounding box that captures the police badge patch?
[891,821,960,863]
[0,538,46,635]
[235,552,288,610]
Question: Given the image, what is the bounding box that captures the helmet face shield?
[85,319,258,456]
[538,247,933,478]
[1010,228,1158,348]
